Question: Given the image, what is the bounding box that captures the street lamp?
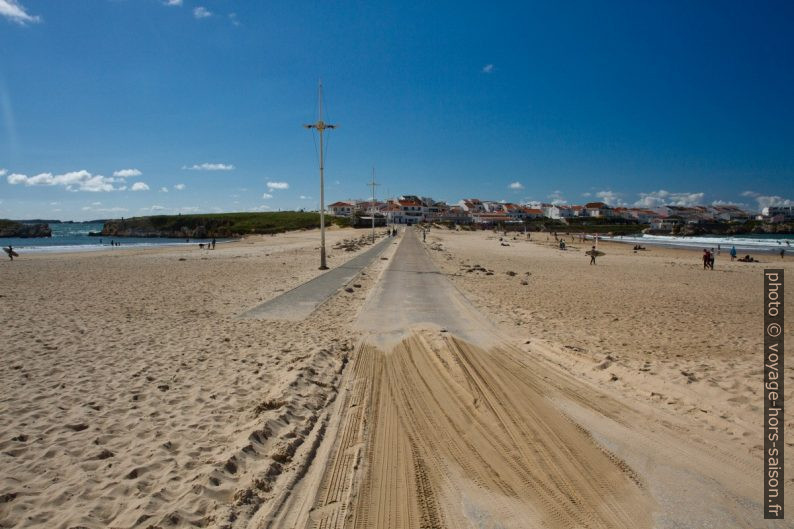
[304,81,336,270]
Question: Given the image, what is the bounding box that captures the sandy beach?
[0,228,392,529]
[1,226,792,528]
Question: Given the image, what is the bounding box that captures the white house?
[327,201,355,217]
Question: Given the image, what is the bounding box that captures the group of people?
[702,248,716,270]
[198,238,217,250]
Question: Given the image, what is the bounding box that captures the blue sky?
[1,0,793,220]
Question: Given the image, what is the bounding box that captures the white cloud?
[299,195,312,200]
[711,200,750,209]
[595,190,626,206]
[131,182,150,191]
[633,190,704,208]
[183,162,234,171]
[141,205,167,212]
[482,64,495,74]
[164,0,182,5]
[0,169,6,177]
[0,0,40,25]
[740,190,759,198]
[173,183,186,190]
[229,12,240,26]
[193,6,211,18]
[508,181,523,190]
[581,192,592,197]
[262,193,273,199]
[82,204,128,213]
[267,181,289,190]
[751,194,794,211]
[7,169,124,192]
[251,205,271,211]
[113,168,142,178]
[159,187,169,193]
[548,190,566,204]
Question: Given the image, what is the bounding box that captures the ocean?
[594,233,794,253]
[1,222,222,253]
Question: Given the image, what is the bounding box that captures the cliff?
[0,220,52,238]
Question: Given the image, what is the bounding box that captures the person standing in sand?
[589,246,596,265]
[703,249,712,270]
[6,245,13,261]
[730,245,737,261]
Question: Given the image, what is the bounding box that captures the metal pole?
[368,168,379,244]
[319,123,326,269]
[304,81,335,270]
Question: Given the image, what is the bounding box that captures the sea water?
[594,233,794,253]
[0,222,223,253]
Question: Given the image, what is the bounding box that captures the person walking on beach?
[730,245,737,261]
[709,248,716,269]
[6,245,13,261]
[703,249,712,270]
[781,248,786,260]
[589,246,597,265]
[211,237,216,250]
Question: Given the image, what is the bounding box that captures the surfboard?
[4,248,19,258]
[585,250,605,257]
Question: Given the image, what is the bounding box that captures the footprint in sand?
[66,423,89,432]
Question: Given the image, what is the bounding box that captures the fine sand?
[0,229,392,529]
[1,226,792,529]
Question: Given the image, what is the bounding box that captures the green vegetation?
[0,219,53,238]
[0,219,20,231]
[98,211,350,238]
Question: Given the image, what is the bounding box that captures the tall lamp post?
[304,81,336,270]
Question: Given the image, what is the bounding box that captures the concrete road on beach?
[355,227,501,348]
[239,234,394,321]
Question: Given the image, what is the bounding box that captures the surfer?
[589,246,597,265]
[5,245,14,261]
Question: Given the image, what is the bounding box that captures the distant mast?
[368,168,379,244]
[304,81,336,270]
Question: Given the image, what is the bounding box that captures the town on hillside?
[326,196,794,233]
